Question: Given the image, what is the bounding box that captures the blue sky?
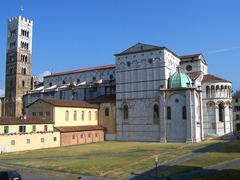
[0,0,240,96]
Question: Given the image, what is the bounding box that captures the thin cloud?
[37,70,51,82]
[0,88,5,97]
[205,46,240,55]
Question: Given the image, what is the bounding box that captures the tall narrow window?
[153,104,159,124]
[81,111,84,120]
[219,103,224,122]
[74,110,77,121]
[44,125,48,131]
[32,125,36,132]
[105,108,109,116]
[123,105,128,120]
[88,111,91,120]
[167,107,171,120]
[4,126,9,134]
[65,110,69,121]
[182,106,187,120]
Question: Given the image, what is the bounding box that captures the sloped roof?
[180,53,207,65]
[202,74,231,83]
[45,64,116,78]
[87,95,116,104]
[0,117,53,125]
[187,72,202,80]
[115,43,165,56]
[54,125,104,133]
[28,98,99,109]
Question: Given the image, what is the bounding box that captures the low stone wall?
[0,131,60,153]
[60,130,104,146]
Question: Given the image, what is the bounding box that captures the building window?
[236,115,240,120]
[32,112,36,116]
[167,107,171,120]
[49,82,52,87]
[109,74,113,80]
[62,80,65,85]
[39,112,43,116]
[81,134,84,138]
[19,126,26,133]
[65,110,69,121]
[219,103,224,122]
[186,65,192,71]
[26,139,31,144]
[32,125,36,132]
[11,140,15,145]
[182,106,187,120]
[236,98,239,103]
[77,79,80,83]
[74,111,77,121]
[81,111,84,120]
[72,135,75,139]
[4,126,9,134]
[88,111,91,120]
[88,133,91,138]
[153,104,159,124]
[234,106,240,112]
[95,133,98,137]
[22,81,25,87]
[92,76,96,81]
[41,138,44,143]
[123,105,128,120]
[105,108,109,116]
[44,125,48,131]
[53,137,57,141]
[46,112,50,116]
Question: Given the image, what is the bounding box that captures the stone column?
[160,90,166,142]
[199,91,205,140]
[215,105,219,135]
[186,90,193,142]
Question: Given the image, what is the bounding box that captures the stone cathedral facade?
[4,16,33,117]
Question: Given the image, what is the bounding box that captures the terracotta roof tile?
[0,117,53,125]
[44,64,116,78]
[187,72,202,80]
[202,74,231,83]
[28,99,99,109]
[54,125,104,133]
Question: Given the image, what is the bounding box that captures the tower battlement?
[8,16,33,25]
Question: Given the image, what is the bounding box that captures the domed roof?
[168,70,193,89]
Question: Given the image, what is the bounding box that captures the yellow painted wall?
[53,107,98,127]
[0,124,54,134]
[0,132,60,153]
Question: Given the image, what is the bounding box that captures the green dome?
[168,71,193,89]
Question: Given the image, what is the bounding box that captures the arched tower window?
[219,103,224,122]
[153,104,159,124]
[123,105,128,120]
[88,111,91,120]
[206,86,210,98]
[182,106,187,120]
[81,111,84,120]
[22,81,25,87]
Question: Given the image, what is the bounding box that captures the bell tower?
[5,16,33,117]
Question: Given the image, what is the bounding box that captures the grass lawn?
[0,139,225,178]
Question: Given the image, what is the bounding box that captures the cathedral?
[1,15,233,143]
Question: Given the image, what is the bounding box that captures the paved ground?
[129,136,237,180]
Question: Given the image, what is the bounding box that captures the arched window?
[81,111,84,120]
[153,104,159,124]
[22,81,25,87]
[74,110,77,121]
[105,108,109,116]
[65,110,69,121]
[88,111,91,120]
[236,114,240,120]
[123,105,128,120]
[21,68,24,75]
[219,103,224,122]
[62,80,65,85]
[182,106,187,120]
[167,107,171,120]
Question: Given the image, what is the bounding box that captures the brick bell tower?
[5,16,33,117]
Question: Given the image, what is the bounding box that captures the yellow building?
[27,99,104,146]
[0,117,60,153]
